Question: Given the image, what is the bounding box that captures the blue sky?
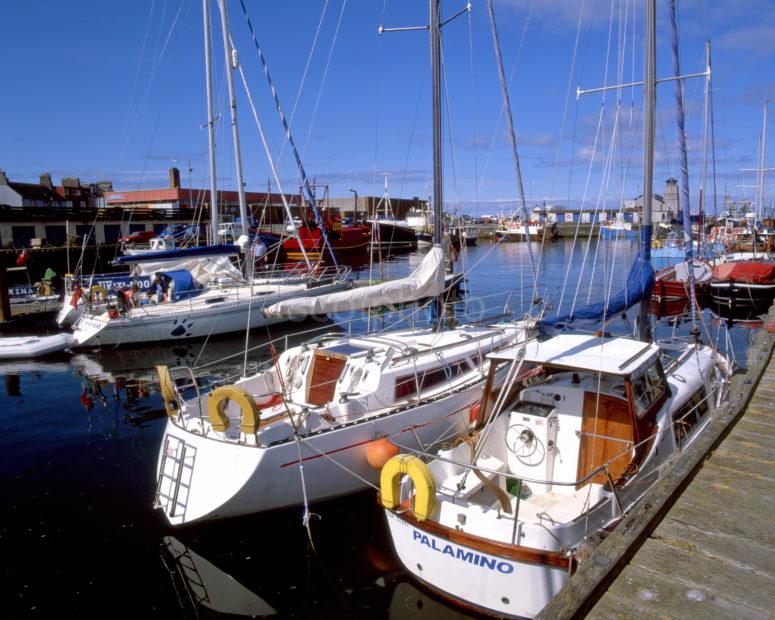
[0,0,772,215]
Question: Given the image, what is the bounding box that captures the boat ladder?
[154,435,195,519]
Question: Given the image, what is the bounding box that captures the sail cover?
[264,246,445,317]
[540,254,655,328]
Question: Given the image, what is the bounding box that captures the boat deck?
[538,304,775,620]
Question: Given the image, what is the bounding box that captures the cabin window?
[394,360,470,399]
[631,363,668,418]
[672,387,709,448]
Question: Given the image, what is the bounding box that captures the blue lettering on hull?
[412,529,515,574]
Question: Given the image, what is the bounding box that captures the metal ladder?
[154,435,191,518]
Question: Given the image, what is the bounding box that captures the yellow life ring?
[90,284,108,301]
[207,385,259,433]
[380,454,437,521]
[156,365,179,417]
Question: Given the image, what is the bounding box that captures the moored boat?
[653,259,712,302]
[380,334,731,619]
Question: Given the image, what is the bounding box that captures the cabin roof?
[490,334,659,376]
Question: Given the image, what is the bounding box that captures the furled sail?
[540,254,655,328]
[263,246,445,317]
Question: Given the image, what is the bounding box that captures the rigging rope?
[237,0,339,269]
[485,0,536,282]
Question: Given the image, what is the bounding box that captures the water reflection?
[162,536,278,617]
[389,581,476,619]
[156,491,398,618]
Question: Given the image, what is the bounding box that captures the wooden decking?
[589,352,775,619]
[539,307,775,620]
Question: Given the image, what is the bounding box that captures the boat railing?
[253,263,350,284]
[388,386,718,527]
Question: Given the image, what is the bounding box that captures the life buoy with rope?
[89,285,108,303]
[379,454,437,521]
[207,384,260,433]
[156,365,179,417]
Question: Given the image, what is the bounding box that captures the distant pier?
[539,304,775,619]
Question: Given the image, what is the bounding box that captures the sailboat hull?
[71,280,350,348]
[156,388,479,525]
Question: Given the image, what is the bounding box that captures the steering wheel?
[507,423,546,466]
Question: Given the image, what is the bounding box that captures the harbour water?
[0,240,755,618]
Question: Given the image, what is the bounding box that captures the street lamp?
[348,187,359,222]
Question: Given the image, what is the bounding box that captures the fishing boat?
[599,219,638,239]
[406,205,434,247]
[379,2,732,617]
[281,217,371,260]
[367,174,419,254]
[152,0,542,526]
[708,260,775,312]
[708,100,772,313]
[653,259,712,303]
[494,219,543,241]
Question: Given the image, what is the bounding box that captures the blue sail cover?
[158,270,200,301]
[540,253,655,328]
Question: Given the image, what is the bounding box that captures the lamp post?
[348,187,359,222]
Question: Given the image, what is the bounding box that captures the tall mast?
[430,0,443,248]
[430,0,444,325]
[216,0,249,235]
[757,100,769,223]
[638,0,656,342]
[203,0,219,243]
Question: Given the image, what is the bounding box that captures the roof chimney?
[0,170,8,185]
[40,172,53,188]
[169,167,181,189]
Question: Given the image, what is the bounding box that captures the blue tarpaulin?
[158,270,200,301]
[540,254,655,329]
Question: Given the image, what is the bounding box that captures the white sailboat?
[379,2,733,617]
[152,0,540,526]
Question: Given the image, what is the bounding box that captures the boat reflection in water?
[161,536,278,617]
[389,581,476,620]
[156,491,399,617]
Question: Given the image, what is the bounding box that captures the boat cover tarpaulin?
[540,254,655,328]
[158,269,200,301]
[712,262,775,283]
[263,246,445,317]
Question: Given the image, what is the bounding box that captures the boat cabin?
[480,335,669,495]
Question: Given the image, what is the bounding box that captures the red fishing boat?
[653,259,712,302]
[282,215,371,260]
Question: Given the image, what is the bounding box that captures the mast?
[216,0,249,235]
[756,100,769,226]
[668,0,698,332]
[430,0,444,326]
[638,0,656,342]
[203,0,218,243]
